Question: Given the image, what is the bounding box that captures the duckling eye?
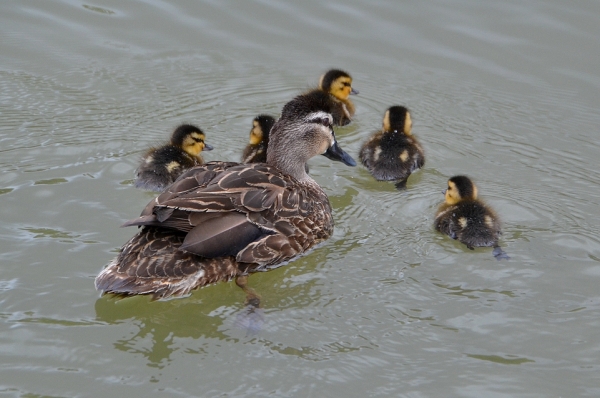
[321,118,330,127]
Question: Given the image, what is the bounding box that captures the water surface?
[1,0,599,397]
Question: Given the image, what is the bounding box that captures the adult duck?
[96,92,356,300]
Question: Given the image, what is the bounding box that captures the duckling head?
[171,124,213,156]
[444,175,479,205]
[267,93,356,178]
[319,69,359,101]
[383,106,412,135]
[248,115,276,145]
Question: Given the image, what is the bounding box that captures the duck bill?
[350,88,359,95]
[323,140,356,167]
[203,143,214,151]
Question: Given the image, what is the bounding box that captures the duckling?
[434,175,509,259]
[359,106,425,189]
[95,91,357,303]
[241,114,276,164]
[134,124,213,192]
[305,69,358,126]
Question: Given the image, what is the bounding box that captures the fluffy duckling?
[359,106,425,189]
[434,175,509,259]
[308,69,358,126]
[95,92,356,303]
[241,114,276,164]
[134,124,213,191]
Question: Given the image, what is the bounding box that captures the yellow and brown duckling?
[308,69,358,126]
[134,124,213,191]
[95,92,356,303]
[359,106,425,189]
[241,114,276,164]
[434,175,509,259]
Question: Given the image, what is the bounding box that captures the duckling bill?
[434,175,509,260]
[95,92,356,302]
[359,106,424,189]
[134,124,213,191]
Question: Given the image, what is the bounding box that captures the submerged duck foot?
[234,275,265,334]
[234,303,265,335]
[493,246,510,261]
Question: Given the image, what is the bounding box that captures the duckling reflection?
[359,106,424,190]
[134,124,213,191]
[434,175,509,259]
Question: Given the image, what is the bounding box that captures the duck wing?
[121,162,323,266]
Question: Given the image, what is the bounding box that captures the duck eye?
[321,118,330,127]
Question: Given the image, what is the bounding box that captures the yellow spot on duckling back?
[399,150,409,162]
[484,215,494,228]
[166,161,180,172]
[145,155,154,164]
[458,217,468,228]
[373,146,382,162]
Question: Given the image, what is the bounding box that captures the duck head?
[267,93,356,179]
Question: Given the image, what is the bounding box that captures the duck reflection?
[93,258,328,367]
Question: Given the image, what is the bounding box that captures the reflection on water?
[1,0,600,396]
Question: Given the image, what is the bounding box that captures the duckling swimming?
[434,175,509,259]
[134,124,213,192]
[308,69,358,126]
[95,92,356,302]
[241,114,276,164]
[359,106,424,189]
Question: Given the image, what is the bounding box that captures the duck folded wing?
[120,162,313,266]
[180,213,263,258]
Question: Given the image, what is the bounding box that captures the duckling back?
[434,175,507,259]
[435,200,501,249]
[134,145,202,191]
[359,106,424,188]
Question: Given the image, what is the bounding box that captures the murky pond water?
[1,0,599,396]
